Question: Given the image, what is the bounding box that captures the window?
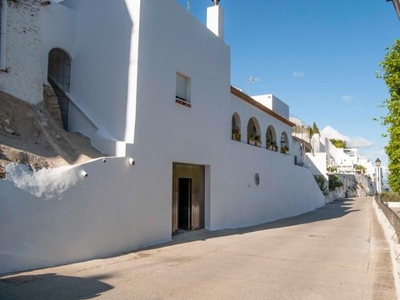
[176,72,191,107]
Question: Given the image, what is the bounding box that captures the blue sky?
[176,0,399,169]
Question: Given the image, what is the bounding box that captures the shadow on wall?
[57,0,134,147]
[153,198,359,248]
[0,273,114,299]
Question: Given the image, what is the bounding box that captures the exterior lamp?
[375,158,381,167]
[375,158,382,194]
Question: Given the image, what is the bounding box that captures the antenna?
[247,76,261,95]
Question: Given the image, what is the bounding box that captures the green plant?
[330,139,347,148]
[272,141,278,151]
[327,166,338,173]
[232,126,241,141]
[354,164,366,175]
[314,175,328,195]
[380,191,400,202]
[376,39,400,193]
[281,145,289,154]
[329,174,343,191]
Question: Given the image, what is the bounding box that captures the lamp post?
[375,158,382,194]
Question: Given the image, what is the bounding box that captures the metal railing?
[374,195,400,243]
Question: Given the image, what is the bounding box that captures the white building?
[0,0,324,274]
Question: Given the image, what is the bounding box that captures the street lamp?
[375,158,381,168]
[375,158,382,194]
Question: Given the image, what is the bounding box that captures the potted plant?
[281,145,289,154]
[232,126,241,141]
[266,138,272,150]
[255,135,262,147]
[272,141,278,152]
[248,136,255,145]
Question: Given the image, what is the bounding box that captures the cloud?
[342,95,352,102]
[320,126,374,148]
[292,71,305,78]
[347,137,374,148]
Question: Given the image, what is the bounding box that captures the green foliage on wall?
[377,39,400,193]
[328,174,343,191]
[354,165,366,174]
[329,139,346,149]
[313,175,327,195]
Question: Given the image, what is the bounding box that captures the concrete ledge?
[373,198,400,299]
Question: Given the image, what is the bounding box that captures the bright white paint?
[306,152,328,179]
[253,94,289,119]
[207,5,224,40]
[0,158,171,273]
[0,0,325,274]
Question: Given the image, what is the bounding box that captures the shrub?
[329,174,343,191]
[314,175,328,195]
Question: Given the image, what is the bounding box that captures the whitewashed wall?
[253,94,289,119]
[217,143,324,229]
[0,158,171,274]
[0,0,325,274]
[230,94,292,150]
[306,152,327,179]
[0,0,43,104]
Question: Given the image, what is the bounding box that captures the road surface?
[0,197,396,299]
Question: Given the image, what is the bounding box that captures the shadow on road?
[0,273,114,300]
[161,197,361,247]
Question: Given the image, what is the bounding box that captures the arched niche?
[247,117,261,146]
[232,113,241,142]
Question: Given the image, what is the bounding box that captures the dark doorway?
[178,178,192,230]
[172,163,205,234]
[47,48,71,130]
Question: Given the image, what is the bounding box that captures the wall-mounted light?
[102,159,107,163]
[128,157,135,166]
[81,170,88,178]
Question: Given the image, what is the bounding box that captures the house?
[0,0,324,274]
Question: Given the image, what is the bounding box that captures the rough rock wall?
[325,173,373,203]
[0,0,44,104]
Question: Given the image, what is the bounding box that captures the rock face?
[0,91,105,172]
[325,173,374,203]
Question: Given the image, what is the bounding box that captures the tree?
[377,39,400,193]
[308,122,320,137]
[330,139,346,148]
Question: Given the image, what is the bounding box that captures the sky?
[176,0,399,174]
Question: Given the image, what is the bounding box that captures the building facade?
[0,0,324,274]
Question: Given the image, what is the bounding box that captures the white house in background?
[0,0,324,274]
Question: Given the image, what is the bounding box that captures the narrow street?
[0,197,396,299]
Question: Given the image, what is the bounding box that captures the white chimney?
[207,4,224,40]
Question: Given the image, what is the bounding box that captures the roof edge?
[230,86,295,127]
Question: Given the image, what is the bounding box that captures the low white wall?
[0,158,171,274]
[210,141,325,230]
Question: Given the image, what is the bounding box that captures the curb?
[373,198,400,299]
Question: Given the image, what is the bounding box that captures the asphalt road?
[0,197,396,299]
